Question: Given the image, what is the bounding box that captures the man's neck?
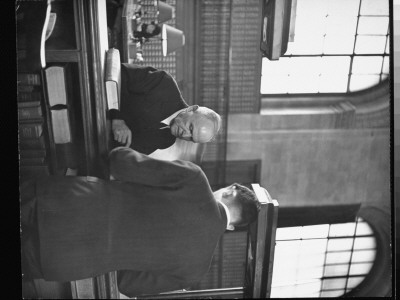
[217,200,231,229]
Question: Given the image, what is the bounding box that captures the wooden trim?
[277,204,361,228]
[75,0,97,175]
[250,184,279,298]
[87,0,110,178]
[45,50,81,62]
[175,0,196,104]
[193,0,202,104]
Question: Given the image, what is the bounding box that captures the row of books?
[18,65,77,179]
[18,72,50,179]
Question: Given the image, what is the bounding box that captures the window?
[260,0,389,94]
[270,217,377,297]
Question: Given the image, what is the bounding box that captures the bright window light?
[260,0,389,95]
[271,218,376,298]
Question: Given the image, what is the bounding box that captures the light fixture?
[157,0,175,23]
[161,24,185,56]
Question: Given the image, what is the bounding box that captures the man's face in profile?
[170,107,214,143]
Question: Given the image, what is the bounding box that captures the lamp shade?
[161,24,185,56]
[157,1,175,23]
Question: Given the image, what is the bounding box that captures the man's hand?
[112,119,132,147]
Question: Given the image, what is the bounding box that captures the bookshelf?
[18,0,110,180]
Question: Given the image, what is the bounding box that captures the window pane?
[301,224,329,239]
[260,74,289,94]
[360,0,389,16]
[355,220,374,235]
[262,57,291,75]
[350,74,380,91]
[351,249,376,263]
[298,252,326,268]
[321,290,345,297]
[329,222,356,237]
[327,0,360,16]
[287,36,325,55]
[288,74,320,93]
[319,74,349,92]
[385,35,390,53]
[383,56,390,73]
[357,16,389,35]
[298,266,324,279]
[276,226,302,240]
[353,236,376,250]
[325,15,357,36]
[271,284,297,298]
[324,264,349,276]
[327,237,354,251]
[323,35,355,54]
[321,56,351,75]
[325,251,352,264]
[296,0,328,17]
[322,277,347,289]
[355,35,386,53]
[349,262,374,275]
[352,56,383,74]
[300,239,328,254]
[347,276,365,288]
[294,280,322,296]
[294,15,326,37]
[289,57,322,75]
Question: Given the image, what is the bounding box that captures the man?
[21,147,260,297]
[110,64,221,155]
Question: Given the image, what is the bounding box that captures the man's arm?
[109,147,201,187]
[117,270,190,298]
[110,65,167,147]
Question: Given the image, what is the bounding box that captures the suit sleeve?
[117,270,192,297]
[109,147,201,187]
[109,64,167,121]
[121,63,166,94]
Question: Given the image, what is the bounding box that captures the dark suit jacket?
[33,147,227,296]
[110,64,189,154]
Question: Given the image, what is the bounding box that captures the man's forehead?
[193,124,214,143]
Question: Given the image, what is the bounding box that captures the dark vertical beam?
[175,0,197,104]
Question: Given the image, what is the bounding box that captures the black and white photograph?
[17,0,394,298]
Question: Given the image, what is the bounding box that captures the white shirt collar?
[218,201,231,229]
[161,108,187,126]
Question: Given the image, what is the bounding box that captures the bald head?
[169,105,221,143]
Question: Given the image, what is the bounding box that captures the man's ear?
[227,224,235,231]
[187,105,199,112]
[222,189,234,198]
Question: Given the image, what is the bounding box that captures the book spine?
[18,100,41,108]
[105,48,120,82]
[19,135,46,150]
[18,106,43,120]
[20,157,47,166]
[18,85,36,93]
[18,73,41,85]
[20,165,50,178]
[19,123,43,139]
[18,91,42,102]
[20,149,47,158]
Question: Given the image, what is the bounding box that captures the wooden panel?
[228,0,263,113]
[201,160,261,189]
[87,0,110,178]
[45,50,81,62]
